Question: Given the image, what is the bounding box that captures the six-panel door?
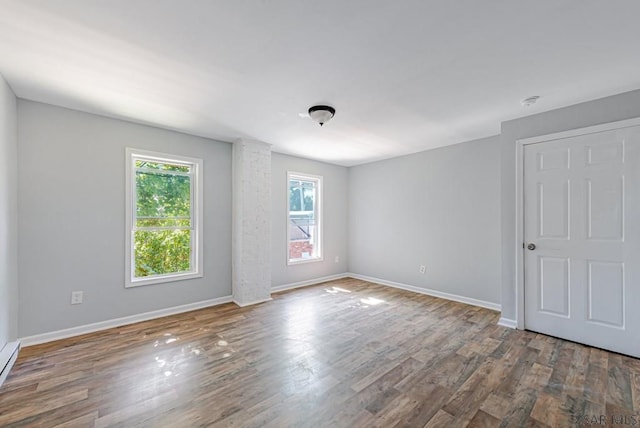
[523,126,640,358]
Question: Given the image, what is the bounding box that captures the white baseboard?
[497,317,517,329]
[0,341,21,388]
[233,297,272,307]
[16,272,506,347]
[19,295,233,347]
[347,273,502,312]
[271,273,349,293]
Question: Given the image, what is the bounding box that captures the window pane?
[289,180,301,211]
[134,229,191,277]
[289,213,318,260]
[136,171,191,218]
[288,174,321,263]
[302,187,314,211]
[289,179,315,212]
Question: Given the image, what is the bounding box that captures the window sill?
[287,257,324,266]
[126,271,203,288]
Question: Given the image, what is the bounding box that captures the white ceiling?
[1,1,639,166]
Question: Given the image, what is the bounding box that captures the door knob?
[527,243,536,251]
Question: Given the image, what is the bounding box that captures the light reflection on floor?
[360,297,385,306]
[142,330,227,389]
[137,287,386,405]
[325,285,386,308]
[324,286,351,294]
[285,299,317,356]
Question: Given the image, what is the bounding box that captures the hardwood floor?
[1,278,639,427]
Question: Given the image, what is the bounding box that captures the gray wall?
[15,86,640,337]
[348,136,501,305]
[0,76,18,345]
[500,89,640,322]
[271,153,348,287]
[18,101,232,337]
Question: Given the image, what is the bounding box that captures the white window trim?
[125,148,204,287]
[287,171,323,265]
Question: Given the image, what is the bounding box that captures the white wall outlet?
[335,256,340,263]
[71,291,83,305]
[419,265,426,274]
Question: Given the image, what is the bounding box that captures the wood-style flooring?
[1,278,639,427]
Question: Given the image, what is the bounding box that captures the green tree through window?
[135,161,192,277]
[126,149,202,287]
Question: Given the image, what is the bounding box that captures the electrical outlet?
[419,265,426,274]
[71,291,83,305]
[335,256,340,263]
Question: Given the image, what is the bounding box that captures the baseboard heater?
[0,341,20,388]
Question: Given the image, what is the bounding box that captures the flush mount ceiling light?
[308,105,335,126]
[521,95,540,107]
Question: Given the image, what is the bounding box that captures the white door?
[523,125,640,358]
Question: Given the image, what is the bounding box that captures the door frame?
[514,117,640,330]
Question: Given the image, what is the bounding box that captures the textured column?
[232,139,272,306]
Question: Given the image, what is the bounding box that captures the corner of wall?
[0,73,19,345]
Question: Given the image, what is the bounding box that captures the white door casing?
[522,123,640,358]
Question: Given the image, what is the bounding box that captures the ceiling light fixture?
[308,105,335,126]
[521,96,540,107]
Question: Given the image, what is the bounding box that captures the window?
[125,148,203,287]
[287,172,322,264]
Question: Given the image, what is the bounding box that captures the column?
[232,139,272,306]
